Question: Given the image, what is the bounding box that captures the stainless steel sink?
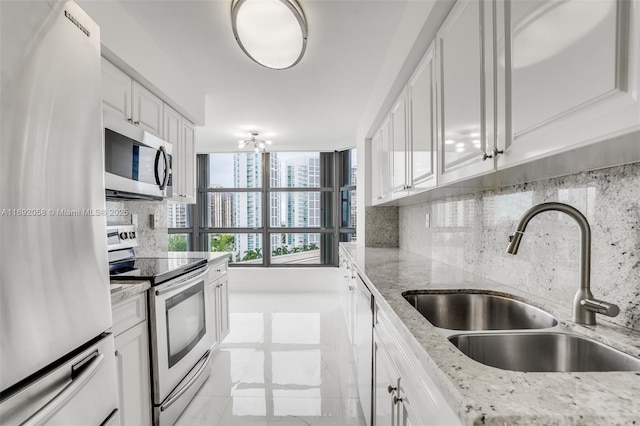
[402,291,557,330]
[449,333,640,372]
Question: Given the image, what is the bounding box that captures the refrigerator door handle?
[21,354,105,426]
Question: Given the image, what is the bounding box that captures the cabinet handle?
[127,118,133,123]
[482,151,493,161]
[393,396,403,405]
[134,121,140,125]
[387,385,396,394]
[493,148,504,157]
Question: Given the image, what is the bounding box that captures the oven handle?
[159,349,212,412]
[155,267,209,297]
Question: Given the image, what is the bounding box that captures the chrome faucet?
[506,202,619,325]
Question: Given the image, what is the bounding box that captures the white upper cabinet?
[436,0,496,185]
[131,81,163,138]
[407,43,438,192]
[497,0,640,167]
[370,131,382,203]
[180,120,197,203]
[101,58,163,138]
[391,89,409,198]
[165,105,197,204]
[101,57,131,121]
[372,116,393,205]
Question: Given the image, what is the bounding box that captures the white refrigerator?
[0,1,119,424]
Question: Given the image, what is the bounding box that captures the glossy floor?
[176,292,367,426]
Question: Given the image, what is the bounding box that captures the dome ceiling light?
[231,0,308,70]
[238,131,273,152]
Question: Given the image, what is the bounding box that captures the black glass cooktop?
[110,257,207,285]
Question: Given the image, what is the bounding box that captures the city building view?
[168,150,357,264]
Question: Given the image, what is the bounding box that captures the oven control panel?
[107,225,138,251]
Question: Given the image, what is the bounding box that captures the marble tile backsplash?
[106,199,168,257]
[399,162,640,331]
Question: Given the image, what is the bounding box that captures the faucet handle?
[580,298,620,317]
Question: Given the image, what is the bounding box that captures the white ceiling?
[85,0,410,153]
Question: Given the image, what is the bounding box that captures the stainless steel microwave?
[104,113,172,200]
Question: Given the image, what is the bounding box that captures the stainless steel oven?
[149,265,213,426]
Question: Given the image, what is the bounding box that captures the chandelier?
[238,131,272,152]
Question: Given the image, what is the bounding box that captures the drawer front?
[111,293,146,337]
[208,260,228,282]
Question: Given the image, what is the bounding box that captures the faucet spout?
[506,202,619,325]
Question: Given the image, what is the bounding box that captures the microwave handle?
[158,146,170,190]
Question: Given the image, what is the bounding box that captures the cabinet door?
[131,81,163,137]
[374,333,400,426]
[354,279,373,426]
[163,104,181,146]
[436,0,496,185]
[216,275,230,341]
[114,322,151,426]
[391,89,408,198]
[180,119,197,203]
[379,115,392,201]
[497,0,640,167]
[370,130,382,204]
[408,44,437,192]
[101,58,131,121]
[208,279,219,347]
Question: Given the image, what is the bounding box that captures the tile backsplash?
[106,199,168,257]
[365,206,399,248]
[398,162,640,331]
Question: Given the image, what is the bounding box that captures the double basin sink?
[402,291,640,372]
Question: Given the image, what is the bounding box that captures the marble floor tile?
[176,292,367,426]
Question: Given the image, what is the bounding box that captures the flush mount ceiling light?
[238,131,273,152]
[231,0,308,70]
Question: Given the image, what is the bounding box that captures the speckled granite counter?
[340,243,640,425]
[110,280,151,305]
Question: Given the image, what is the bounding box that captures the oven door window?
[165,281,206,368]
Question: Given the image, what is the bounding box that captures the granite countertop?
[340,243,640,425]
[110,280,151,304]
[167,251,231,264]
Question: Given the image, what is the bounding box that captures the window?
[339,149,357,243]
[167,149,356,265]
[168,204,192,252]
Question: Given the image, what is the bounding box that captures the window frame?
[167,150,356,266]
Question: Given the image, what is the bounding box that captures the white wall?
[79,1,205,124]
[228,268,340,293]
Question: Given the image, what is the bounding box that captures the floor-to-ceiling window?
[167,149,356,266]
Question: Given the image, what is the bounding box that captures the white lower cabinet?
[354,276,374,426]
[111,293,151,426]
[373,308,461,426]
[374,332,400,426]
[208,259,230,347]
